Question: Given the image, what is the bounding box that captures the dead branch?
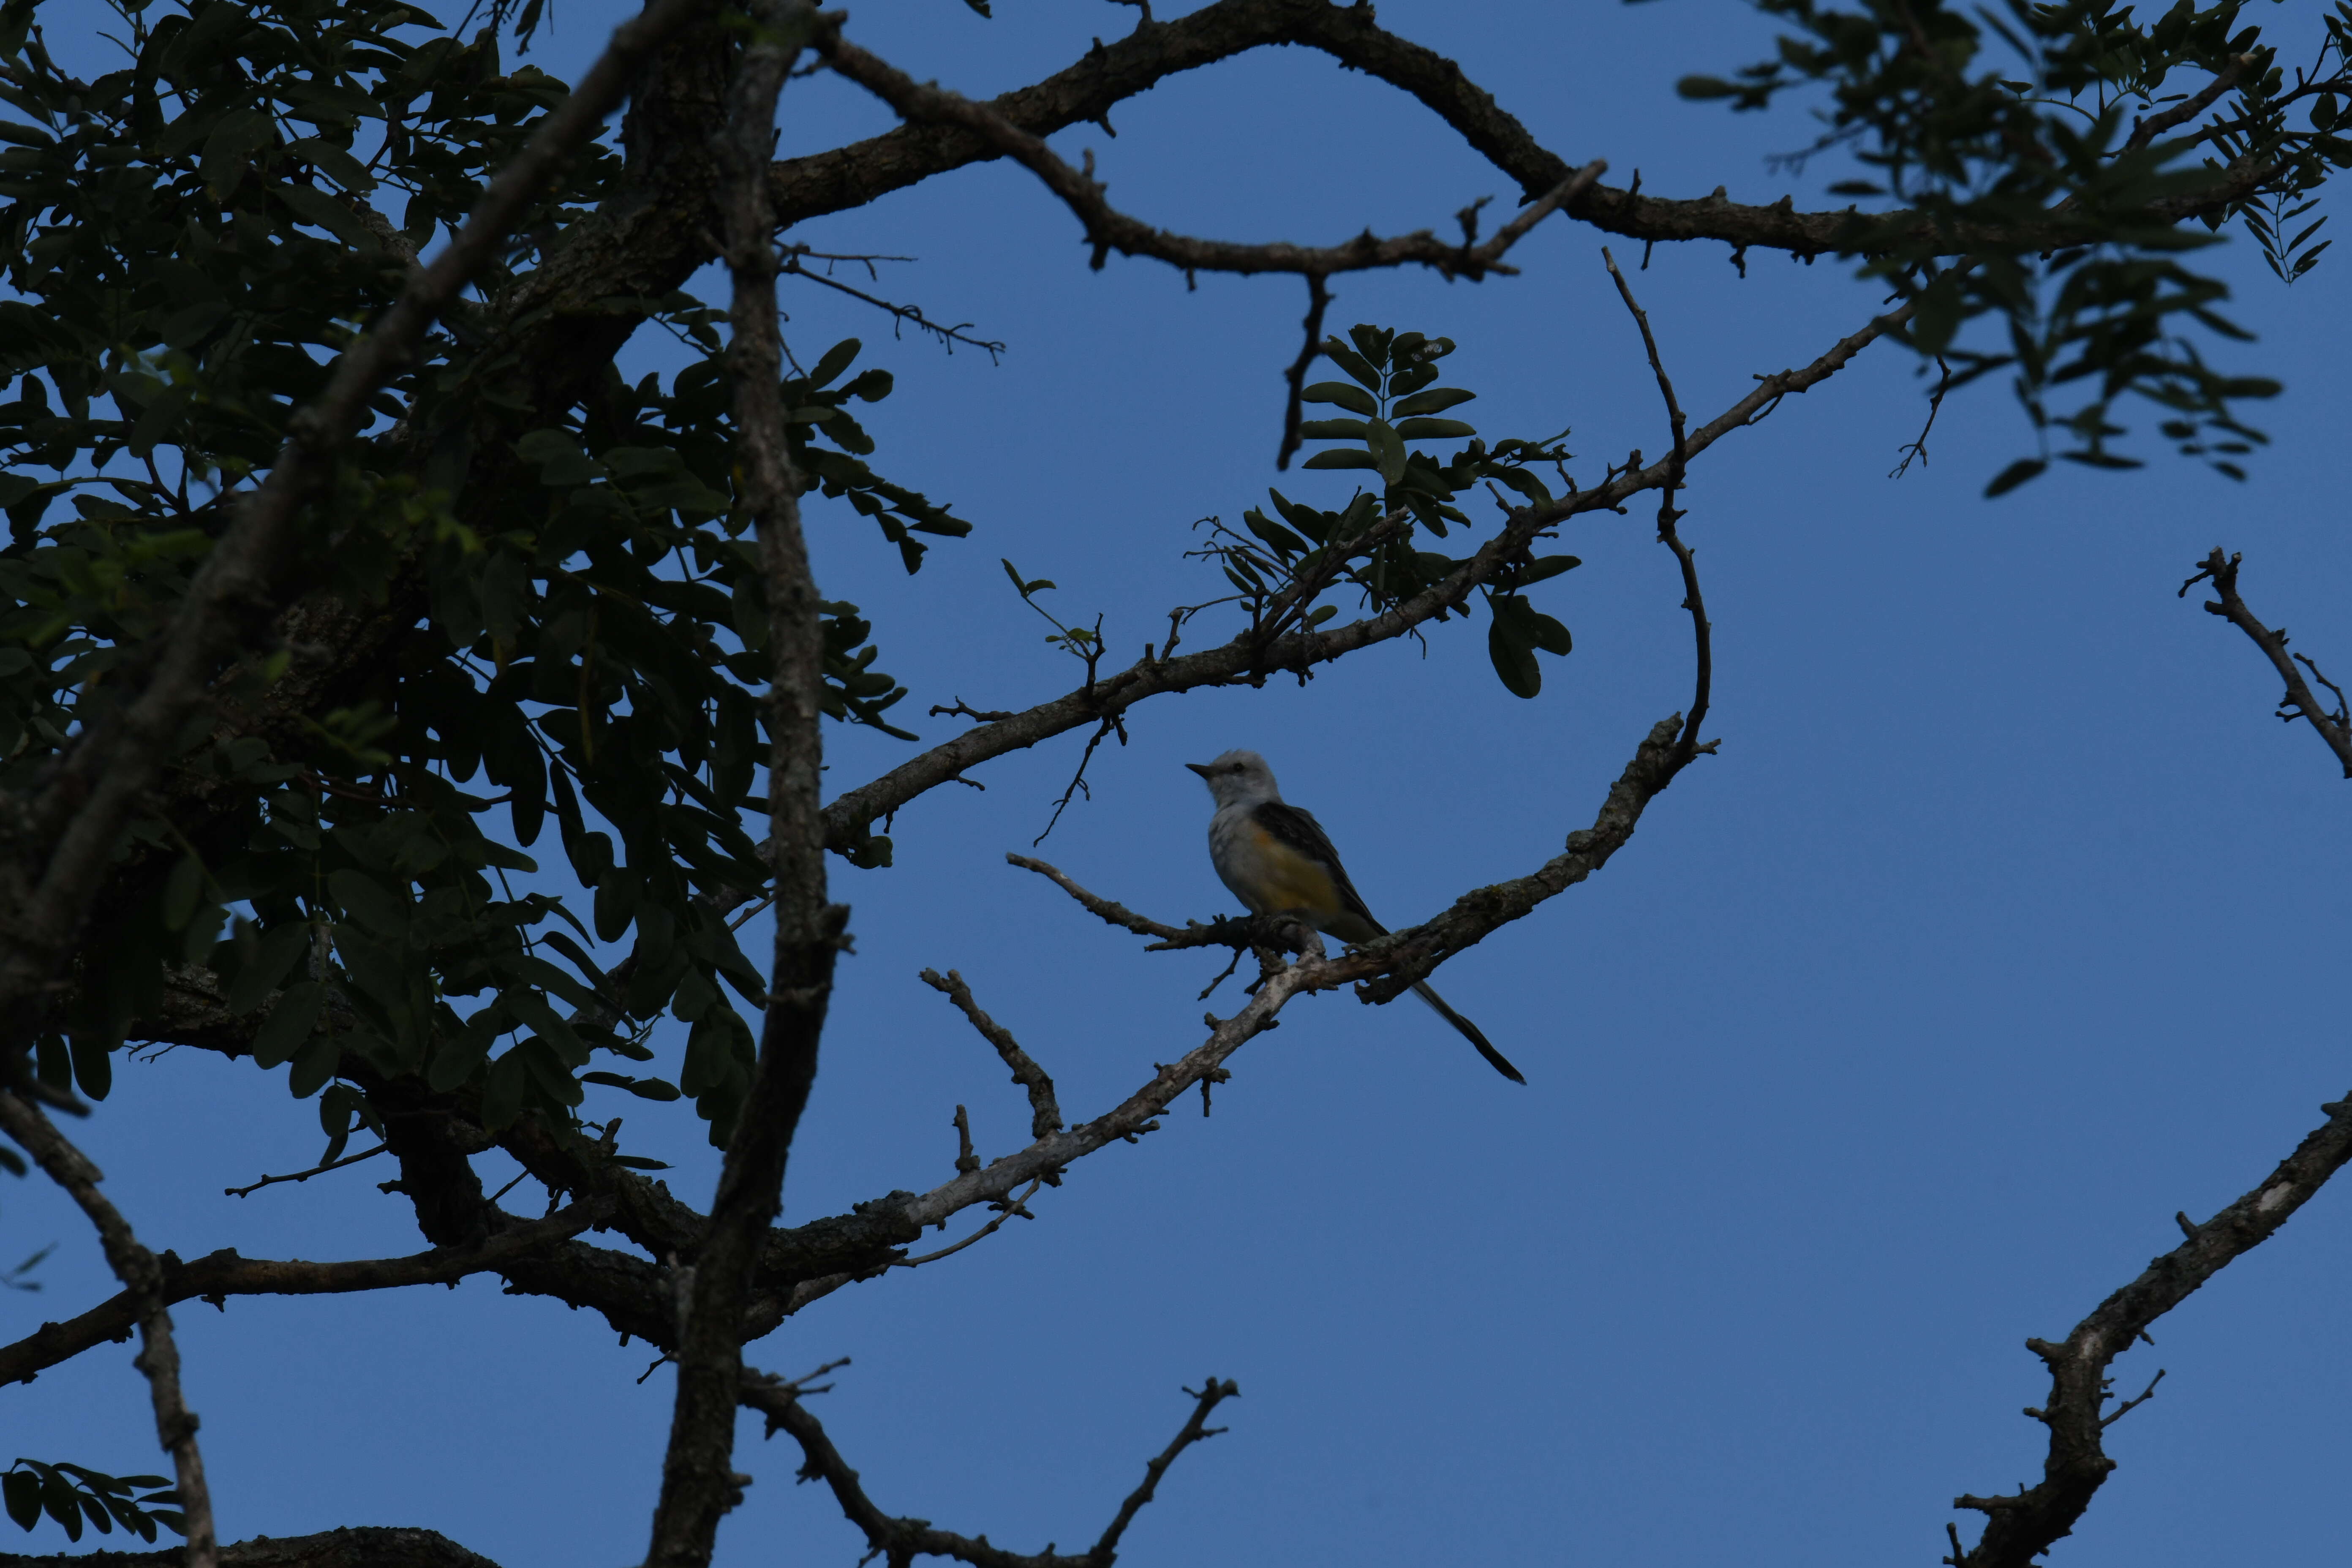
[740,1365,1237,1568]
[225,1142,387,1199]
[1946,1092,2352,1567]
[1005,855,1186,941]
[2179,548,2352,778]
[1602,248,1712,762]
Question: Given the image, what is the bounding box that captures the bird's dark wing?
[1252,800,1384,935]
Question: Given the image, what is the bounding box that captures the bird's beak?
[1184,762,1213,779]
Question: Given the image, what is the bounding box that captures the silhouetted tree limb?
[0,1202,611,1388]
[740,1364,1239,1568]
[1945,1092,2352,1568]
[0,1094,219,1567]
[2179,548,2352,778]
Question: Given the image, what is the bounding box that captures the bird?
[1185,749,1526,1084]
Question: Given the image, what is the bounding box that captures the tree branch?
[1947,1091,2352,1568]
[0,1526,501,1568]
[0,1201,610,1388]
[0,1093,219,1568]
[825,297,1905,851]
[919,970,1064,1140]
[1602,248,1711,762]
[739,1365,1237,1568]
[770,0,2272,262]
[2179,548,2352,778]
[645,5,841,1563]
[821,28,1600,282]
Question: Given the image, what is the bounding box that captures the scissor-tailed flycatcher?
[1187,749,1525,1084]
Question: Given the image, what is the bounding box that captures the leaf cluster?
[1199,325,1578,697]
[1677,0,2350,488]
[0,0,967,1146]
[3,1459,184,1545]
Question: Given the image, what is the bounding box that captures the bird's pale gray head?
[1185,749,1281,808]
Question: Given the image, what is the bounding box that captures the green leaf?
[1390,387,1475,416]
[68,1036,111,1102]
[1301,449,1379,470]
[583,1070,682,1101]
[329,869,408,935]
[1295,418,1368,439]
[481,1047,529,1132]
[1983,457,2047,496]
[200,109,273,200]
[1318,340,1381,391]
[806,338,861,388]
[1517,555,1582,585]
[1489,618,1542,698]
[1395,417,1477,441]
[250,981,326,1070]
[161,855,204,930]
[1301,381,1377,416]
[4,1468,41,1531]
[227,923,313,1015]
[287,1028,341,1099]
[1527,611,1573,656]
[276,184,374,248]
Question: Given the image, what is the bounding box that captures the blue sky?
[8,2,2352,1565]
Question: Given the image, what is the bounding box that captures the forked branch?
[1946,1091,2352,1568]
[2180,548,2352,778]
[819,30,1602,283]
[741,1365,1238,1568]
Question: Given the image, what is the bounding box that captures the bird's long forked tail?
[1410,980,1526,1084]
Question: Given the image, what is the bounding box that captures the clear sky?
[9,2,2352,1565]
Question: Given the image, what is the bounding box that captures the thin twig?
[1274,273,1333,470]
[225,1142,387,1198]
[1032,717,1118,846]
[895,1178,1043,1269]
[1004,855,1185,941]
[1890,355,1952,478]
[1602,248,1712,762]
[779,246,1007,359]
